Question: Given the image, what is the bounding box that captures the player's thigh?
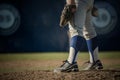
[83,11,97,40]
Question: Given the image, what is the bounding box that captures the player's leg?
[67,35,83,64]
[67,0,89,64]
[86,37,98,63]
[54,0,87,73]
[83,5,103,70]
[54,36,83,73]
[85,37,103,70]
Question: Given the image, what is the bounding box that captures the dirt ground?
[0,70,120,80]
[0,60,120,80]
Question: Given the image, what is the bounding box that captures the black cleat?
[83,60,103,70]
[54,60,79,73]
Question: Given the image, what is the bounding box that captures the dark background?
[0,0,120,53]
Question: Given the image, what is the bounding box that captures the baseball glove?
[59,4,76,27]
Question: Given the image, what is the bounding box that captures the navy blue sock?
[86,37,99,63]
[68,35,83,63]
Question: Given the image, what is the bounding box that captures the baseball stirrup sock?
[67,36,82,64]
[86,37,99,63]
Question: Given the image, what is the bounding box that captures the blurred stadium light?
[0,0,120,52]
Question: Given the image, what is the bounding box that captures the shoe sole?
[62,67,79,72]
[95,66,103,70]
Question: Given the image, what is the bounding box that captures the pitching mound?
[0,70,120,80]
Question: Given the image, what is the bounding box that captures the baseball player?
[54,0,103,72]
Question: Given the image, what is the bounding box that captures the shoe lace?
[60,60,68,67]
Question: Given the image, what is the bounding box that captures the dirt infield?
[0,60,120,80]
[0,52,119,80]
[0,70,120,80]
